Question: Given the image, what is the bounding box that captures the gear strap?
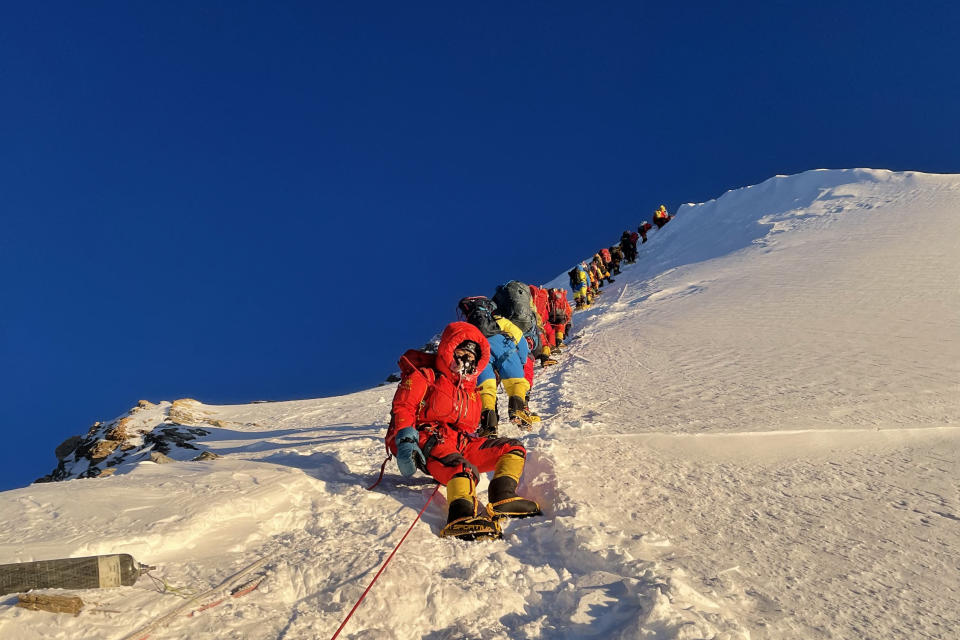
[486,496,543,518]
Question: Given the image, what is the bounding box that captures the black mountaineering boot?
[508,395,539,429]
[477,408,499,438]
[441,475,502,541]
[487,454,542,519]
[523,392,541,422]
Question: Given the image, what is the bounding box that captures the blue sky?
[2,1,958,490]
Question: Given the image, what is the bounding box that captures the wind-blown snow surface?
[2,168,959,639]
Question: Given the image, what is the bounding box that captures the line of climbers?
[380,204,672,541]
[381,281,573,541]
[568,204,673,309]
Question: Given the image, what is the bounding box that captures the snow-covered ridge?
[4,168,959,639]
[661,168,929,267]
[545,167,952,290]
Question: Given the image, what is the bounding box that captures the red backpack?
[384,349,437,455]
[600,248,611,263]
[547,289,569,324]
[371,348,444,491]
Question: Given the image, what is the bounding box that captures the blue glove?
[395,427,425,477]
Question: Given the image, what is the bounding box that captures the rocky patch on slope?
[36,399,222,483]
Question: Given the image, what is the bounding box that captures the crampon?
[440,515,503,541]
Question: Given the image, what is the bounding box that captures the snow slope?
[1,168,958,639]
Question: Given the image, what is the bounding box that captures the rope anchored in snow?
[366,452,393,491]
[122,554,274,640]
[329,484,440,640]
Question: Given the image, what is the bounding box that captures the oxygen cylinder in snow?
[0,553,155,595]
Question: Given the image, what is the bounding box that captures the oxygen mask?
[452,340,480,376]
[452,352,477,376]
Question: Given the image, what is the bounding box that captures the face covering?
[452,353,477,376]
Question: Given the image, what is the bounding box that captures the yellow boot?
[440,474,502,541]
[487,453,542,519]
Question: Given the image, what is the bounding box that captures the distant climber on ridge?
[594,253,614,286]
[608,245,623,275]
[588,260,603,294]
[547,287,572,348]
[529,285,559,368]
[638,221,652,244]
[620,230,637,264]
[569,263,591,309]
[653,205,672,229]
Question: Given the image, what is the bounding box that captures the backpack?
[492,281,536,333]
[530,285,550,321]
[457,296,504,338]
[384,349,437,456]
[568,268,579,289]
[547,289,568,324]
[600,248,611,263]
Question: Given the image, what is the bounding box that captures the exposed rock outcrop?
[105,417,132,441]
[37,398,224,483]
[55,436,82,460]
[168,398,207,425]
[87,440,119,462]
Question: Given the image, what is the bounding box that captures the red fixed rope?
[366,454,392,491]
[329,484,440,640]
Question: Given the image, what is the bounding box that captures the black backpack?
[492,281,536,333]
[457,297,505,338]
[568,268,579,289]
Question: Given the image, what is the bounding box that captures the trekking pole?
[329,484,440,640]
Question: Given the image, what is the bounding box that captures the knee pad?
[434,453,480,482]
[504,440,525,457]
[481,436,525,457]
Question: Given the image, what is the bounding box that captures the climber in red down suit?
[389,321,542,540]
